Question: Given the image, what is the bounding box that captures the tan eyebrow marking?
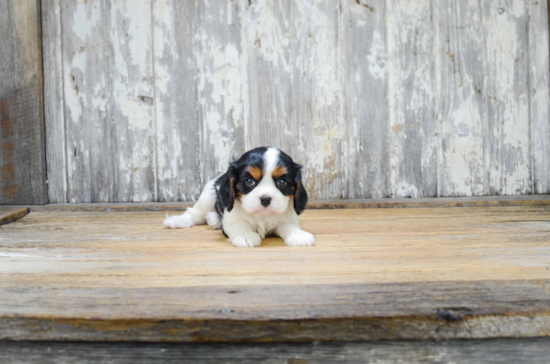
[272,165,287,179]
[248,166,263,180]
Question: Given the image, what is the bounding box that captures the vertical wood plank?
[42,0,67,203]
[341,0,390,198]
[482,0,531,195]
[529,0,550,194]
[435,0,487,196]
[244,0,343,199]
[387,0,438,198]
[152,0,201,202]
[62,0,156,203]
[195,0,247,186]
[0,0,48,205]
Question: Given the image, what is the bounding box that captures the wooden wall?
[0,0,48,205]
[42,0,550,203]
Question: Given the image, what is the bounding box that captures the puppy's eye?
[276,179,287,188]
[245,178,256,187]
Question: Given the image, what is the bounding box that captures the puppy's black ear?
[293,165,308,215]
[219,166,237,212]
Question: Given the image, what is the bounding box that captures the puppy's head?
[220,147,308,216]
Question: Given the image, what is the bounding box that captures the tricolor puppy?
[163,147,315,248]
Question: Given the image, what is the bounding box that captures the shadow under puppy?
[163,147,315,248]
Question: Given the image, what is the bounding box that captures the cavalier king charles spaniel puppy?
[163,147,315,248]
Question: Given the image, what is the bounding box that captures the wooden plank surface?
[0,0,47,205]
[2,280,550,342]
[1,206,549,341]
[2,338,550,364]
[41,0,550,202]
[0,208,28,225]
[9,194,550,212]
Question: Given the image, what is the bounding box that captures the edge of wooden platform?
[6,195,550,212]
[0,208,29,225]
[2,338,550,363]
[2,280,550,343]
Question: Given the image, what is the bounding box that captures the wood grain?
[387,0,438,198]
[42,0,67,203]
[61,0,156,203]
[195,0,247,186]
[0,208,28,225]
[1,207,549,341]
[245,0,344,198]
[8,195,550,212]
[341,0,390,199]
[3,207,550,288]
[41,0,550,201]
[483,0,531,195]
[435,0,486,196]
[0,0,47,205]
[152,0,201,202]
[530,0,550,194]
[2,338,550,364]
[2,280,550,342]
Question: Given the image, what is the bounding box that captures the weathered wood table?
[1,197,550,363]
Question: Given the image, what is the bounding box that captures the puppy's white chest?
[251,216,279,238]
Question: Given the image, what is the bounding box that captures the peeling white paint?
[529,0,550,194]
[196,2,245,174]
[45,0,549,202]
[72,2,100,42]
[368,31,386,80]
[484,0,531,195]
[387,0,437,197]
[396,183,419,198]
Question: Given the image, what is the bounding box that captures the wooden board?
[41,0,550,202]
[341,0,390,199]
[530,0,550,194]
[42,0,67,204]
[152,0,201,202]
[6,195,550,212]
[2,338,550,364]
[435,0,486,196]
[1,206,550,342]
[483,0,531,195]
[387,0,438,198]
[0,0,47,205]
[0,208,28,225]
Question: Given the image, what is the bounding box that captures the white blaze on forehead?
[263,147,280,176]
[239,147,289,215]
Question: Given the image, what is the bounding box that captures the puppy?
[163,147,315,248]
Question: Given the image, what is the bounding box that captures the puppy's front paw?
[232,232,262,248]
[285,230,315,247]
[163,213,194,229]
[206,212,222,230]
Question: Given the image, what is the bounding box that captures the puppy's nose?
[260,196,271,207]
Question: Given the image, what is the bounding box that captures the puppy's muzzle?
[260,196,271,207]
